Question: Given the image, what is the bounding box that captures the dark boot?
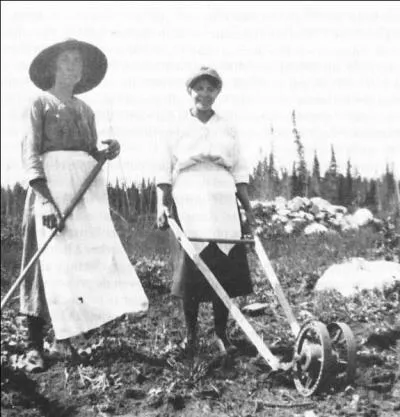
[25,315,45,372]
[212,298,235,354]
[26,315,45,352]
[182,297,199,358]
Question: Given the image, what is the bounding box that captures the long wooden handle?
[167,217,281,370]
[253,235,300,336]
[1,157,107,312]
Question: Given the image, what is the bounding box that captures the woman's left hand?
[101,139,121,160]
[244,210,257,235]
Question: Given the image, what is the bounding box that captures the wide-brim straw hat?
[185,66,223,93]
[29,38,108,94]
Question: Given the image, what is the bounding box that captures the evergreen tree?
[364,179,378,213]
[310,150,321,197]
[291,162,299,198]
[328,144,338,177]
[291,110,308,196]
[344,159,354,207]
[268,149,278,198]
[280,168,291,200]
[337,174,346,206]
[323,144,339,203]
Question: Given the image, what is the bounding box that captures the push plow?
[167,216,357,397]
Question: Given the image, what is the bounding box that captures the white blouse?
[157,111,249,185]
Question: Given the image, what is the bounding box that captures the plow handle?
[167,216,281,370]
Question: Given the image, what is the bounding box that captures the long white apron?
[35,151,148,340]
[172,162,242,255]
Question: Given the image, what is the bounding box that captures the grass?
[1,212,399,417]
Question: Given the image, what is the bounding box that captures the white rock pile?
[251,196,379,236]
[315,257,400,296]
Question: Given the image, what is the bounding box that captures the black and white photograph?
[1,1,399,416]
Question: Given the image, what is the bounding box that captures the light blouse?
[21,91,99,184]
[157,111,249,185]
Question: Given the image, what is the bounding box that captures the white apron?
[35,151,148,340]
[172,162,242,255]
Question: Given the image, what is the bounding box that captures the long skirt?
[170,163,252,302]
[20,151,148,340]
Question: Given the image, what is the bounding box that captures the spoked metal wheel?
[293,321,335,396]
[327,322,357,386]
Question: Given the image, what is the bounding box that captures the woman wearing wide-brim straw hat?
[20,38,148,372]
[156,66,255,358]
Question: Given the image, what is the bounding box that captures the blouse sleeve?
[21,97,46,184]
[230,126,250,184]
[87,107,100,157]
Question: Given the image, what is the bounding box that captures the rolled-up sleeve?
[21,98,46,184]
[230,127,250,184]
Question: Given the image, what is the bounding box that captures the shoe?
[214,335,238,356]
[180,337,196,359]
[23,349,45,373]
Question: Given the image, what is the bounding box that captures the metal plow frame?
[167,216,357,396]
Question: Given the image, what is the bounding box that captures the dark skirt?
[170,202,253,303]
[171,242,253,302]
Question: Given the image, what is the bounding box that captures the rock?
[292,210,307,219]
[304,223,328,235]
[274,196,287,210]
[339,215,359,232]
[332,205,347,214]
[287,196,308,212]
[277,208,291,218]
[314,212,326,221]
[304,213,315,222]
[351,208,374,227]
[315,258,400,296]
[310,197,332,212]
[284,222,295,234]
[242,303,269,316]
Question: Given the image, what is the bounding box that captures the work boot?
[180,335,197,359]
[182,297,199,359]
[24,315,46,372]
[212,298,237,355]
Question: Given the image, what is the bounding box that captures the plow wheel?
[293,321,335,396]
[327,322,357,386]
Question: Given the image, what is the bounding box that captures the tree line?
[1,179,157,225]
[249,110,400,217]
[1,110,399,223]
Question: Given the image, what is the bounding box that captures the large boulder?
[350,208,374,227]
[315,258,400,296]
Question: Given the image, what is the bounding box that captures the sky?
[1,1,400,186]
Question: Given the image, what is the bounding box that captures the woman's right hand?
[30,178,65,231]
[42,200,65,231]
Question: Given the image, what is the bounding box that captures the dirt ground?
[1,227,400,417]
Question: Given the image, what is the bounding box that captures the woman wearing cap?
[20,39,148,372]
[156,67,255,357]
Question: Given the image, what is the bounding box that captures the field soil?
[1,217,400,417]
